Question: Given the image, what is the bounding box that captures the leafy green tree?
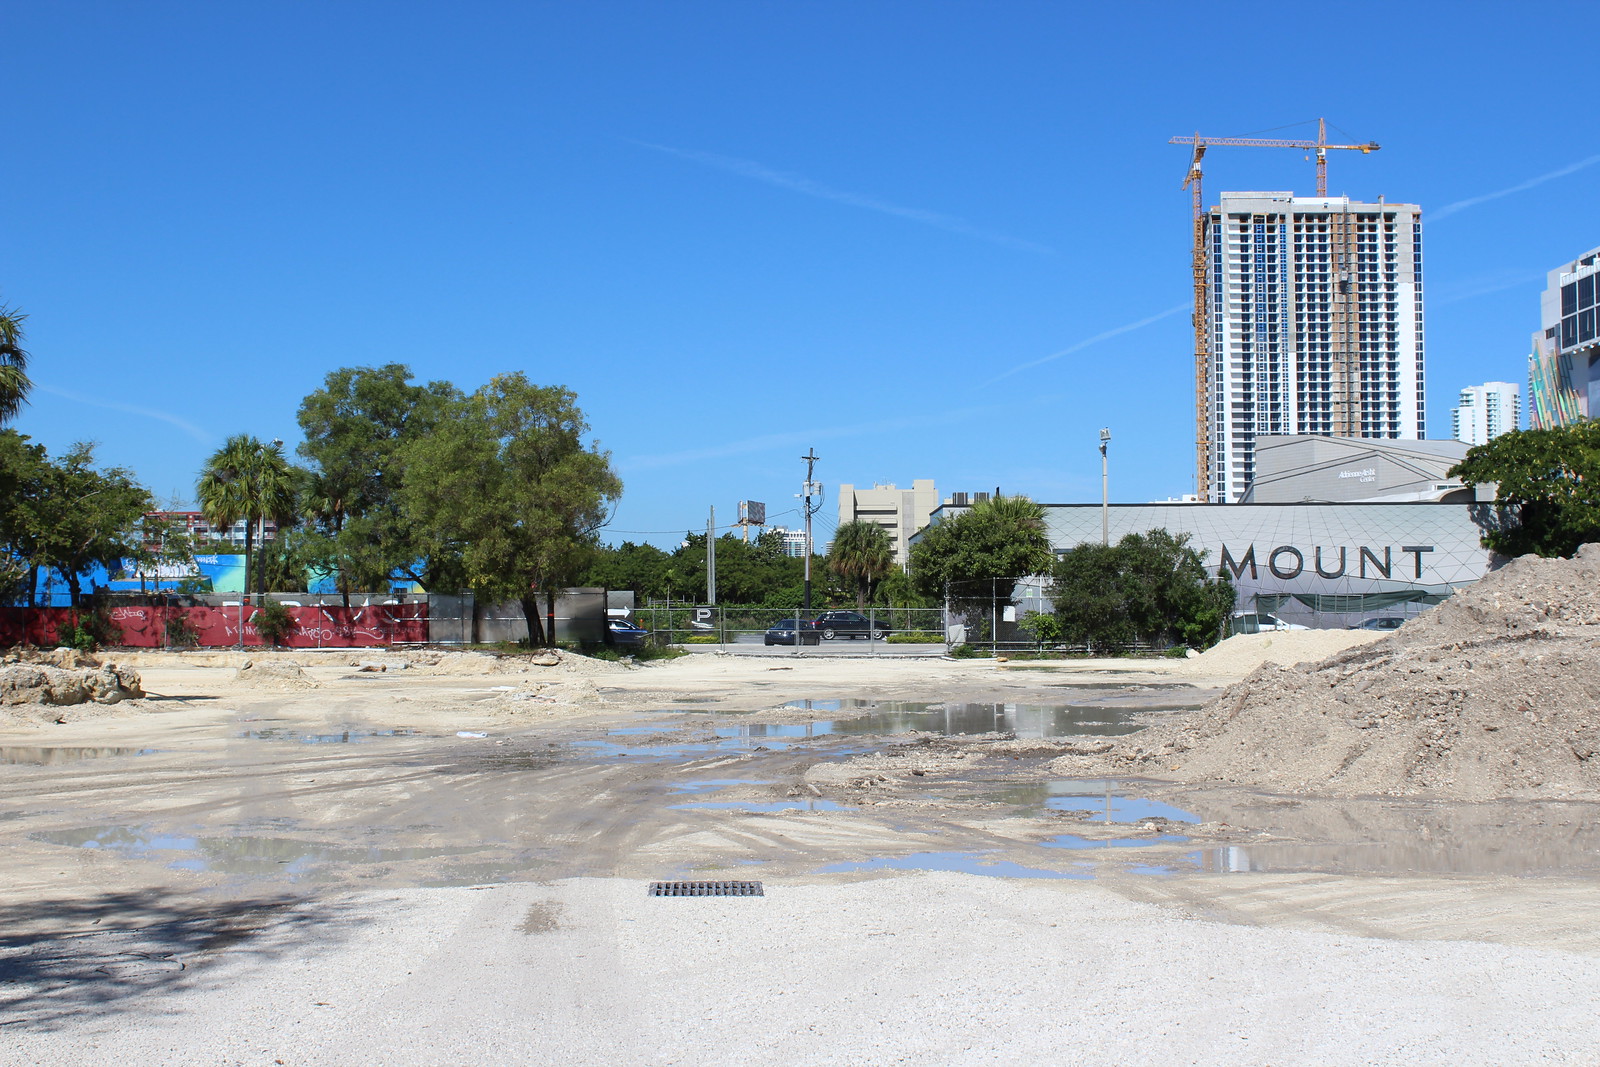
[1017,610,1063,651]
[0,305,32,427]
[827,521,894,608]
[1448,421,1600,557]
[196,435,300,600]
[1051,528,1234,650]
[578,540,672,598]
[0,431,51,604]
[13,442,152,607]
[399,373,621,646]
[908,495,1054,615]
[296,365,461,599]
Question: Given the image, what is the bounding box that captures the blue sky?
[5,1,1597,548]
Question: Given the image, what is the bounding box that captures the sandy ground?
[5,644,1600,1065]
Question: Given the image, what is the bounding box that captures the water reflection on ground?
[818,851,1094,880]
[0,746,157,765]
[34,825,488,881]
[779,699,1192,738]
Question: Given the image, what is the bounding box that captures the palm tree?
[827,521,895,608]
[0,305,33,426]
[197,435,299,600]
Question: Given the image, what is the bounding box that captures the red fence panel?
[0,602,430,649]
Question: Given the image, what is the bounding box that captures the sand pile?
[0,663,143,706]
[233,660,319,690]
[1182,629,1384,678]
[1050,545,1600,800]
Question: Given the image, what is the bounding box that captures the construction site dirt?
[5,591,1600,1065]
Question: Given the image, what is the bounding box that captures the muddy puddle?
[778,698,1197,737]
[239,727,419,744]
[819,851,1095,880]
[34,824,494,882]
[0,746,157,765]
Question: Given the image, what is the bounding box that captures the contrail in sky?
[633,141,1054,254]
[38,383,214,445]
[981,303,1190,387]
[622,398,1027,472]
[1431,154,1600,221]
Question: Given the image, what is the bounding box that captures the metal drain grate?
[649,880,764,897]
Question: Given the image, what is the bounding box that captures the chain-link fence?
[632,604,948,652]
[1227,589,1453,635]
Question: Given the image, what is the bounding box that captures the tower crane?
[1170,119,1381,501]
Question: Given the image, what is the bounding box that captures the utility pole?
[801,449,820,613]
[1099,428,1111,546]
[706,506,716,606]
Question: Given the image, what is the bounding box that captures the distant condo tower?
[1452,382,1519,446]
[1201,191,1426,503]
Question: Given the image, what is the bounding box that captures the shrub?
[251,600,296,647]
[165,613,200,648]
[886,631,943,644]
[682,634,719,644]
[55,609,122,652]
[947,643,988,659]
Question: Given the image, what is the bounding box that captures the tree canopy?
[0,306,32,427]
[907,495,1054,613]
[1051,528,1234,650]
[1448,421,1600,558]
[399,373,621,644]
[197,435,299,598]
[827,521,894,608]
[296,364,461,596]
[0,435,152,607]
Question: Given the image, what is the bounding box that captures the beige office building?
[837,480,938,568]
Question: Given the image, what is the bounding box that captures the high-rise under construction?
[1202,191,1426,503]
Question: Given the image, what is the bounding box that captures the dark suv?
[810,610,889,641]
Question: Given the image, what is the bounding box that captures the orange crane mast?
[1170,118,1380,501]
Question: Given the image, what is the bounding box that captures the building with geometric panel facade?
[1205,192,1426,503]
[922,499,1494,629]
[1529,245,1600,428]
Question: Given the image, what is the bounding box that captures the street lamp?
[1099,428,1111,546]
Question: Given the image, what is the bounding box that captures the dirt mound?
[1051,545,1600,800]
[233,660,319,690]
[1183,629,1385,678]
[487,676,608,716]
[0,663,144,705]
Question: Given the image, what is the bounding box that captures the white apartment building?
[1529,245,1600,428]
[1451,382,1519,446]
[1207,192,1426,502]
[836,479,937,567]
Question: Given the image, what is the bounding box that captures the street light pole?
[1099,428,1111,546]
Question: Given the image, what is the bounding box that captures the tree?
[0,305,32,426]
[827,521,894,608]
[8,441,152,608]
[907,495,1054,615]
[1448,422,1600,558]
[1050,528,1234,650]
[399,373,621,646]
[296,365,462,600]
[196,435,300,600]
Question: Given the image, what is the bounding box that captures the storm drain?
[648,880,764,897]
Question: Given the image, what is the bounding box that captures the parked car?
[810,610,890,641]
[1229,611,1309,635]
[764,619,820,646]
[605,618,651,649]
[1352,616,1406,631]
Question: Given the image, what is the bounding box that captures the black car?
[810,610,889,641]
[764,619,820,646]
[605,618,650,649]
